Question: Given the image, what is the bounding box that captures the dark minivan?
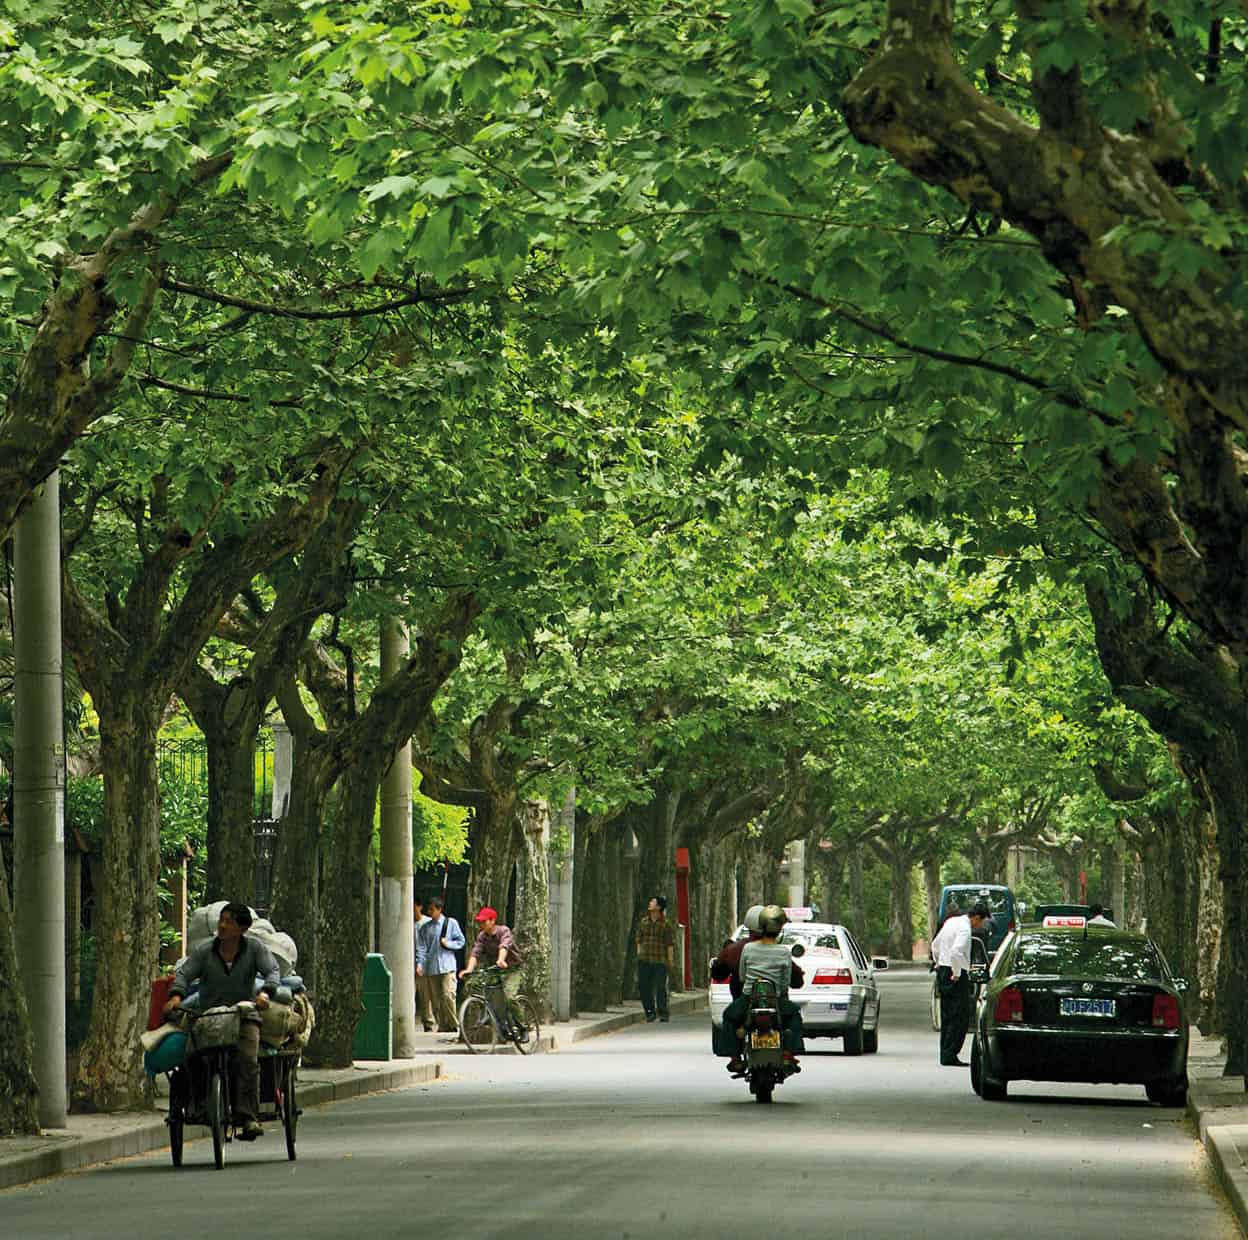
[937,883,1016,956]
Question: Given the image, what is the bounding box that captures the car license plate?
[751,1030,781,1049]
[1060,997,1116,1018]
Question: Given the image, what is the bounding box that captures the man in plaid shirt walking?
[635,895,676,1022]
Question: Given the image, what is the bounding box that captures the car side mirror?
[1172,976,1191,993]
[871,956,889,971]
[789,942,805,958]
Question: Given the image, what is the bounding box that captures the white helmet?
[743,905,766,934]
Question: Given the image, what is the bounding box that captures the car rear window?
[944,889,1010,916]
[1013,935,1160,980]
[781,929,843,952]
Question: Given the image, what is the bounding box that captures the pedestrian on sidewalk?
[416,895,465,1032]
[930,899,991,1067]
[635,895,675,1022]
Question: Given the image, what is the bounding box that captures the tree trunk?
[922,856,942,943]
[635,786,679,915]
[814,845,846,925]
[688,832,735,990]
[627,790,680,997]
[886,855,913,960]
[73,704,162,1111]
[847,849,866,944]
[0,830,39,1134]
[572,821,609,1012]
[1197,807,1224,1034]
[269,736,335,1004]
[203,724,258,905]
[308,759,379,1067]
[516,799,552,1019]
[466,793,518,915]
[738,839,773,913]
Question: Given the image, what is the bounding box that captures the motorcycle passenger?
[710,905,765,1000]
[710,905,764,1063]
[164,901,281,1141]
[722,905,804,1076]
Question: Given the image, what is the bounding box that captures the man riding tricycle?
[148,901,305,1168]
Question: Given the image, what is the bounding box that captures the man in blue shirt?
[415,895,466,1032]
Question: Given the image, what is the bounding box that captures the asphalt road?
[2,969,1239,1239]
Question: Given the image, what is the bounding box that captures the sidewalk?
[1188,1029,1248,1235]
[0,990,706,1192]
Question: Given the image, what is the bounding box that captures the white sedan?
[709,921,887,1054]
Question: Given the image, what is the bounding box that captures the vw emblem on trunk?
[1082,983,1094,993]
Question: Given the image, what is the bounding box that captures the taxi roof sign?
[784,907,813,922]
[1042,915,1087,928]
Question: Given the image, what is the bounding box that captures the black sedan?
[969,923,1190,1105]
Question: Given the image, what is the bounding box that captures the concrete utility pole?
[270,719,292,820]
[786,839,806,911]
[378,618,416,1057]
[548,787,575,1021]
[13,471,67,1127]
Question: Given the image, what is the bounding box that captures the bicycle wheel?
[509,995,542,1054]
[208,1068,226,1169]
[168,1080,185,1168]
[458,994,499,1053]
[282,1062,298,1161]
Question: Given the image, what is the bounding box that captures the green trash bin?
[353,952,393,1060]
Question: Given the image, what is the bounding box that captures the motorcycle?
[740,941,804,1104]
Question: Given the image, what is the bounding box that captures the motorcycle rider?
[721,904,804,1076]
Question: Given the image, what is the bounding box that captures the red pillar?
[675,847,691,989]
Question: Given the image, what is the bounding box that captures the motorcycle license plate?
[751,1030,781,1049]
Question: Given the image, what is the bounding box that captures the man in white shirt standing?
[930,900,992,1067]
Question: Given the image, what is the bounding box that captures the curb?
[0,1060,443,1192]
[558,992,707,1044]
[1202,1123,1248,1231]
[1188,1078,1248,1236]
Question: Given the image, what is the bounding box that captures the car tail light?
[1007,921,1015,933]
[994,986,1024,1023]
[753,1011,773,1030]
[812,968,853,986]
[1152,993,1180,1029]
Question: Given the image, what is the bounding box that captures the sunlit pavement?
[2,971,1239,1239]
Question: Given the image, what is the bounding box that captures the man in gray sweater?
[165,902,281,1139]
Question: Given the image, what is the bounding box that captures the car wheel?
[981,1073,1008,1102]
[930,978,941,1031]
[843,1015,865,1056]
[1147,1078,1188,1107]
[863,1024,879,1054]
[970,1039,983,1097]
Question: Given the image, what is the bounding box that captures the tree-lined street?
[1,974,1236,1239]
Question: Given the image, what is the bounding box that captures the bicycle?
[164,1004,300,1169]
[457,965,542,1054]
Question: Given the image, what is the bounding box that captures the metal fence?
[156,732,280,915]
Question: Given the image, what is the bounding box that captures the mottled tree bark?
[516,799,552,1018]
[466,795,518,916]
[0,832,40,1134]
[885,854,913,961]
[71,705,163,1110]
[1088,581,1248,1069]
[268,698,337,1006]
[572,820,611,1013]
